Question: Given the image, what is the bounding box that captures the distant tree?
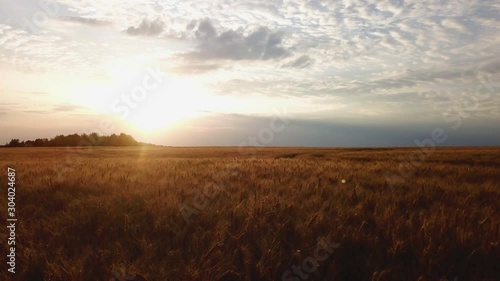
[67,133,82,146]
[49,135,66,146]
[80,133,92,146]
[108,134,119,146]
[118,133,138,146]
[8,139,20,147]
[4,133,144,147]
[88,132,101,145]
[34,138,48,146]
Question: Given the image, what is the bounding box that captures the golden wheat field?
[0,146,499,281]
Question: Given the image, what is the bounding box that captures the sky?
[0,0,499,147]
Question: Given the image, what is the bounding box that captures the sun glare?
[73,60,210,132]
[124,76,207,132]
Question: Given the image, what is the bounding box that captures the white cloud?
[0,0,499,129]
[126,18,165,36]
[441,18,468,33]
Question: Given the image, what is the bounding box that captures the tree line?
[3,133,152,147]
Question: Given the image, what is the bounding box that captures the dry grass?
[0,147,499,281]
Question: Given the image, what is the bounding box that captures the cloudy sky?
[0,0,499,146]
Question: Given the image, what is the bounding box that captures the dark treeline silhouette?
[4,133,153,147]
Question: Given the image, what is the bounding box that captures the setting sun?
[122,74,207,131]
[74,63,209,132]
